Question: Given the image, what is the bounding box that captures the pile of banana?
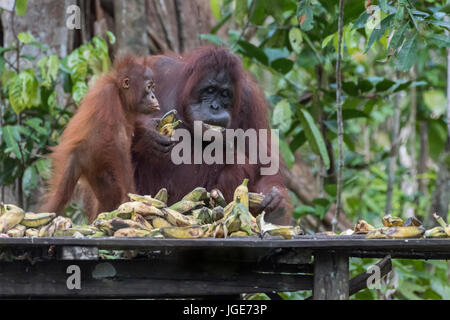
[352,214,450,239]
[0,179,301,240]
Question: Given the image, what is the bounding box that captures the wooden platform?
[0,236,449,299]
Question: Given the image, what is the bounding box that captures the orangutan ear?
[122,77,130,89]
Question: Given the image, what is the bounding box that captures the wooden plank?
[0,259,313,298]
[313,252,349,300]
[349,255,392,296]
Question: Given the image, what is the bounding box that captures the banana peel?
[354,219,375,234]
[382,215,404,227]
[20,212,56,228]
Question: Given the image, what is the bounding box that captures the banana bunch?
[156,110,181,137]
[0,178,299,240]
[361,213,450,239]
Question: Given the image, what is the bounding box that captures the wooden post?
[313,251,349,300]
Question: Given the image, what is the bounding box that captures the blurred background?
[0,0,449,299]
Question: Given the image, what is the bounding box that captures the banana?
[118,201,165,218]
[213,222,227,238]
[110,218,152,231]
[147,228,164,238]
[114,228,151,237]
[366,228,389,239]
[162,208,196,227]
[130,212,153,230]
[127,193,166,208]
[210,189,227,208]
[93,219,115,236]
[266,226,301,239]
[7,224,26,237]
[223,201,235,219]
[169,200,204,214]
[234,201,253,235]
[0,204,25,233]
[156,109,177,130]
[161,226,204,239]
[182,187,209,202]
[230,231,249,237]
[354,220,375,234]
[192,207,213,224]
[150,216,173,228]
[382,215,403,227]
[38,223,56,237]
[403,217,422,227]
[159,120,181,137]
[233,179,249,209]
[211,206,224,222]
[258,212,301,239]
[249,192,265,209]
[53,216,73,231]
[225,214,241,233]
[54,226,98,237]
[25,228,39,237]
[384,226,425,239]
[432,213,450,236]
[425,227,448,238]
[20,212,56,228]
[154,188,168,204]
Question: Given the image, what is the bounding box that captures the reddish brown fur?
[133,47,292,224]
[41,56,156,222]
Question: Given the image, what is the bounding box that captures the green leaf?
[210,0,221,20]
[342,81,358,96]
[235,0,248,26]
[72,81,88,104]
[388,24,408,51]
[396,33,418,72]
[15,0,27,16]
[105,31,116,44]
[293,205,316,219]
[8,70,40,113]
[279,138,294,169]
[237,40,269,65]
[296,0,314,31]
[199,34,225,46]
[24,118,47,135]
[22,166,38,197]
[35,158,51,179]
[365,14,394,52]
[18,32,35,44]
[428,34,450,48]
[272,99,292,132]
[2,125,22,159]
[375,79,396,91]
[289,27,303,53]
[289,131,306,152]
[271,58,293,74]
[298,108,330,169]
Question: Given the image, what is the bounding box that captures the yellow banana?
[150,216,173,228]
[425,227,448,238]
[130,212,153,230]
[25,228,39,237]
[384,226,425,239]
[110,218,152,231]
[0,204,25,233]
[127,193,166,208]
[230,231,249,237]
[233,178,249,209]
[162,208,196,227]
[382,215,404,227]
[114,228,151,237]
[159,120,181,137]
[161,226,204,239]
[169,200,204,214]
[156,109,177,130]
[20,212,56,228]
[266,226,301,239]
[54,226,98,237]
[7,225,26,237]
[354,220,375,234]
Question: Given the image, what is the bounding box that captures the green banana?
[162,208,196,227]
[154,188,168,204]
[182,187,209,202]
[156,109,177,130]
[159,120,181,137]
[169,200,204,214]
[127,193,167,208]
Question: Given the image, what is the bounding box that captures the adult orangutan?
[133,46,292,224]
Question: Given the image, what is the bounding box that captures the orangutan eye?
[146,82,153,93]
[206,86,215,94]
